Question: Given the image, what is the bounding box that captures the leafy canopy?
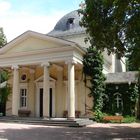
[0,27,7,48]
[0,28,9,108]
[79,0,140,120]
[79,0,140,59]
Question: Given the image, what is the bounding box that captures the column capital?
[65,59,77,65]
[41,62,50,67]
[11,65,19,70]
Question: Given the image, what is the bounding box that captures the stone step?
[0,117,94,127]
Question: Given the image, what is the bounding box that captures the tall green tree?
[0,27,7,48]
[79,0,140,119]
[127,47,140,71]
[0,27,9,116]
[79,0,140,59]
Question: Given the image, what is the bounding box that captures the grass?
[122,116,137,123]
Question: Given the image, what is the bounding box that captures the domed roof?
[48,10,85,37]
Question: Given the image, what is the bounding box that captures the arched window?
[20,73,27,82]
[66,18,74,30]
[114,93,123,109]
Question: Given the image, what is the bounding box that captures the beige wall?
[55,69,65,117]
[62,33,90,48]
[6,65,93,118]
[28,71,35,117]
[63,34,121,74]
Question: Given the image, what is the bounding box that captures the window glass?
[66,18,74,30]
[114,93,123,109]
[20,88,27,108]
[21,74,27,81]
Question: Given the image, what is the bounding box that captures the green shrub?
[122,116,136,123]
[0,113,3,116]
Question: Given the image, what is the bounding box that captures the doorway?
[39,88,43,117]
[39,88,53,117]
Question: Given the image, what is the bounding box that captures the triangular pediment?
[35,75,56,83]
[0,31,79,55]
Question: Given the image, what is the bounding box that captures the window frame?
[19,83,28,109]
[20,73,27,82]
[114,93,123,109]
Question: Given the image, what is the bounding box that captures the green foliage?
[83,47,106,121]
[0,70,11,116]
[122,116,136,123]
[79,0,140,121]
[103,83,139,116]
[130,84,139,103]
[0,85,10,104]
[0,70,11,105]
[94,110,104,122]
[0,29,9,115]
[0,70,9,82]
[0,27,7,48]
[79,0,140,60]
[127,47,140,71]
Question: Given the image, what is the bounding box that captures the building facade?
[0,10,126,119]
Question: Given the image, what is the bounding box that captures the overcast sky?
[0,0,82,42]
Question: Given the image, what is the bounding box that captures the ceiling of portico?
[18,62,83,81]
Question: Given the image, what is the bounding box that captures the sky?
[0,0,82,42]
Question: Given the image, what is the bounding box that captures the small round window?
[21,74,27,81]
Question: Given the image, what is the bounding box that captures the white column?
[42,62,50,118]
[28,69,35,116]
[67,60,76,120]
[12,65,19,116]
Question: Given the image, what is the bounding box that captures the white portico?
[0,31,86,119]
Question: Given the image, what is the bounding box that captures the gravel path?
[0,122,140,140]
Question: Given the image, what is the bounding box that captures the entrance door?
[39,88,53,117]
[0,103,6,116]
[49,88,52,117]
[39,88,43,117]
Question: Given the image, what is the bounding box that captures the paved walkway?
[0,122,140,140]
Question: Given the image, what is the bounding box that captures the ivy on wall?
[83,47,106,121]
[103,83,139,116]
[83,46,140,119]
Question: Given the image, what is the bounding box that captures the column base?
[67,117,75,120]
[43,116,50,120]
[11,115,18,117]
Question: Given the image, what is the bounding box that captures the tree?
[79,0,140,119]
[127,47,140,71]
[79,0,140,59]
[0,27,9,116]
[0,27,7,48]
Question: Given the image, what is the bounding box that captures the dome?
[48,10,85,37]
